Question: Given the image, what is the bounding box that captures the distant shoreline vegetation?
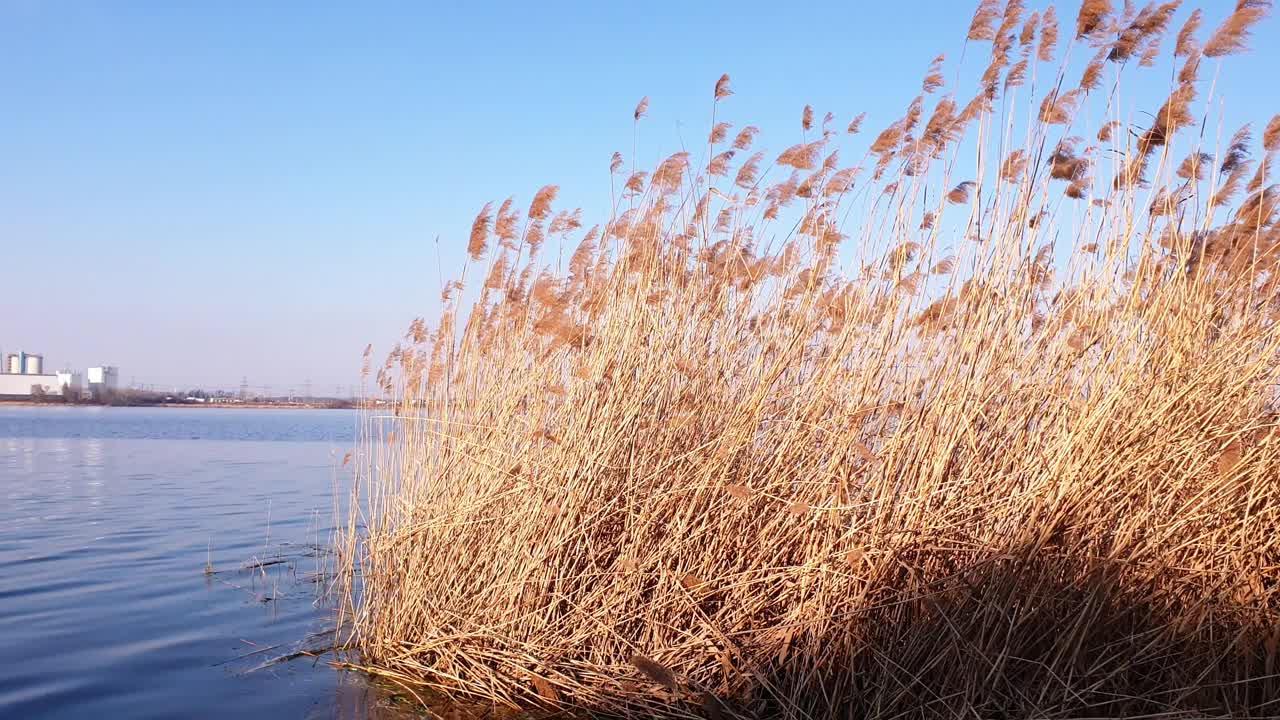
[1,388,357,409]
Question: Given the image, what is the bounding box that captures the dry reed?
[340,2,1280,717]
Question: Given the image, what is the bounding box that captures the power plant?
[0,348,117,400]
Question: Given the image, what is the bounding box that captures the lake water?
[0,406,406,719]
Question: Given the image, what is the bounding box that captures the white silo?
[23,354,44,375]
[4,354,19,374]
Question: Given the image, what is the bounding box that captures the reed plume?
[922,55,946,93]
[494,197,519,247]
[527,185,558,221]
[1076,0,1113,38]
[1039,5,1060,60]
[714,73,733,100]
[1079,51,1107,90]
[1204,0,1272,57]
[1005,58,1030,89]
[949,181,977,205]
[1175,7,1203,55]
[1266,114,1280,152]
[734,152,764,189]
[708,151,735,177]
[1021,11,1040,45]
[968,0,1002,40]
[624,171,647,194]
[467,202,492,260]
[777,142,822,170]
[1177,150,1213,179]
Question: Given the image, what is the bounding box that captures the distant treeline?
[22,387,355,409]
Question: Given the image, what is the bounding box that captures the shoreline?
[0,400,354,410]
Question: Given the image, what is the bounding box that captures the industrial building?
[0,349,115,400]
[87,366,119,396]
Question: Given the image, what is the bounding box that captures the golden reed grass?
[340,2,1280,716]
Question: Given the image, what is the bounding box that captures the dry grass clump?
[341,2,1280,717]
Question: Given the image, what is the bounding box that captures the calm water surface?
[0,406,405,719]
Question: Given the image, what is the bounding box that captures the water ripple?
[0,408,358,719]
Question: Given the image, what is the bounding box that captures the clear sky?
[3,2,1279,392]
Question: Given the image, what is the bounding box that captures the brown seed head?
[1175,8,1203,56]
[1178,48,1202,83]
[1222,125,1253,173]
[824,166,860,196]
[568,227,597,280]
[714,73,733,100]
[735,152,764,189]
[1005,59,1029,90]
[495,197,519,244]
[998,0,1026,40]
[1002,149,1028,180]
[777,141,823,170]
[530,271,561,307]
[549,208,582,235]
[484,253,509,290]
[708,150,735,177]
[922,54,946,93]
[1177,151,1213,180]
[1114,154,1150,190]
[1214,164,1248,209]
[1079,49,1107,91]
[733,125,759,150]
[1264,115,1280,152]
[1039,5,1059,61]
[467,202,493,261]
[528,185,558,220]
[440,279,463,303]
[948,181,977,204]
[1205,0,1272,57]
[1039,88,1081,124]
[624,171,648,195]
[1076,0,1113,39]
[1246,155,1271,194]
[968,0,1001,41]
[652,152,690,193]
[1021,11,1040,46]
[1139,82,1197,155]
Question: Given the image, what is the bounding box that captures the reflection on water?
[0,406,414,720]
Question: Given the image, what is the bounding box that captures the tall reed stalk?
[341,2,1280,716]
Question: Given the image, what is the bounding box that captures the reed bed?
[340,1,1280,716]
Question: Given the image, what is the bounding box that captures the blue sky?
[3,2,1278,391]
